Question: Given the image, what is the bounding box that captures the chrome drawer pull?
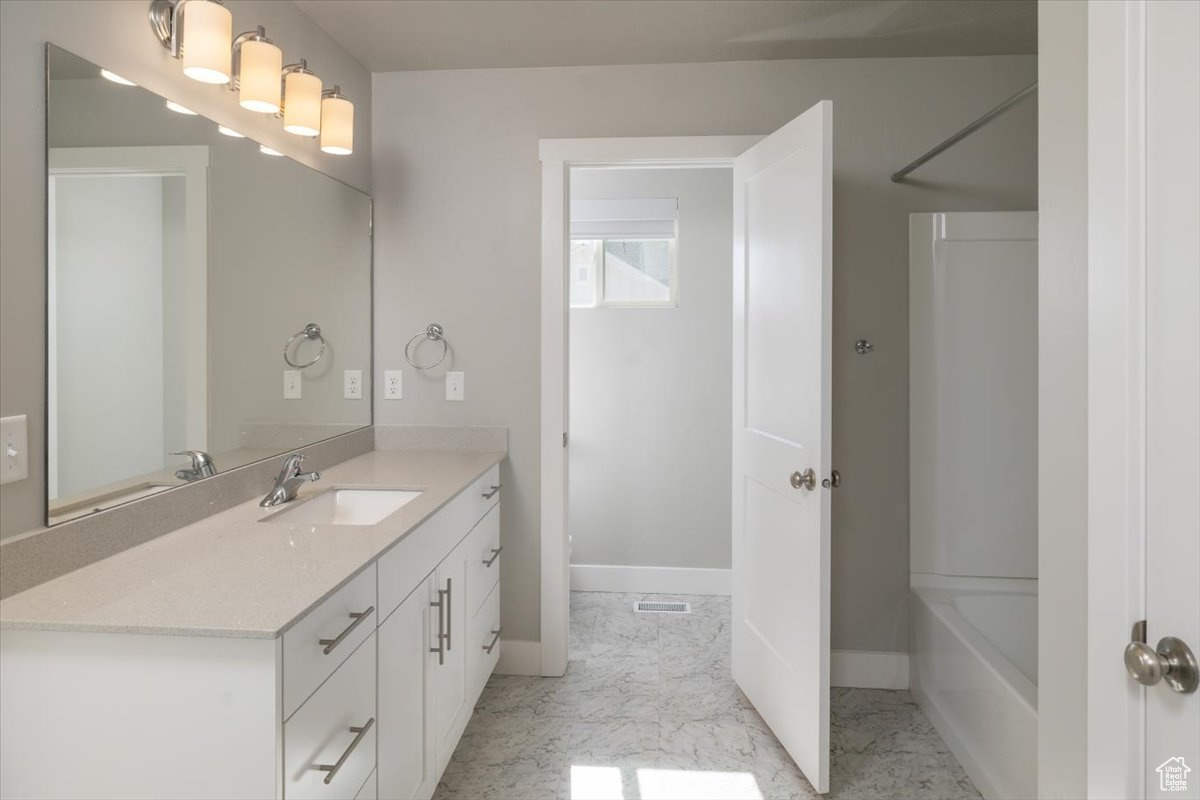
[445,577,452,651]
[482,546,503,567]
[319,606,374,655]
[317,717,375,785]
[482,484,502,499]
[483,627,503,655]
[430,586,447,665]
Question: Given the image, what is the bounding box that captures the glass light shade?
[283,70,322,136]
[320,95,354,155]
[238,38,282,113]
[179,0,232,85]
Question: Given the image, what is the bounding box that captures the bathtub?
[910,575,1038,800]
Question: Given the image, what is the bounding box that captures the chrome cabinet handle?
[483,627,503,654]
[482,484,502,499]
[445,577,452,651]
[316,717,375,785]
[483,546,503,567]
[430,586,447,665]
[318,607,374,655]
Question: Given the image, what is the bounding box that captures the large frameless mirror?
[45,44,372,525]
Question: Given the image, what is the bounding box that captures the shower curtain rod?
[890,81,1038,183]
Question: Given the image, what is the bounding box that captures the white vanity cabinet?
[0,463,503,800]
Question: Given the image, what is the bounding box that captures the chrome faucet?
[173,450,217,482]
[259,453,321,507]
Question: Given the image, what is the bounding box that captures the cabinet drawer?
[463,505,501,619]
[284,565,377,719]
[284,634,377,800]
[467,464,502,530]
[467,583,501,702]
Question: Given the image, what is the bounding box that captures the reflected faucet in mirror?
[172,450,216,482]
[260,453,321,507]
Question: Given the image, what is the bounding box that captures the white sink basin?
[263,488,423,526]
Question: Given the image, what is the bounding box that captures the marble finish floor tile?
[433,592,980,800]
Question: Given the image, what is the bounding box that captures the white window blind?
[570,197,677,239]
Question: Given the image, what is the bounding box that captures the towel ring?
[284,323,327,369]
[404,323,449,370]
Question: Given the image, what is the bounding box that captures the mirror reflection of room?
[45,46,372,524]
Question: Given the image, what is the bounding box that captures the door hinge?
[563,432,568,448]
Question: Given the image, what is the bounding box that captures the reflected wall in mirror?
[46,45,372,525]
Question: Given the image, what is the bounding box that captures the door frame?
[537,135,761,676]
[1086,2,1147,796]
[46,145,210,505]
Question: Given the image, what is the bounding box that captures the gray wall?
[569,167,733,570]
[0,0,372,538]
[372,55,1038,651]
[1037,1,1088,796]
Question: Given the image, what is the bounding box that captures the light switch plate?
[384,370,403,400]
[0,415,28,485]
[344,370,363,399]
[284,370,302,400]
[445,371,464,401]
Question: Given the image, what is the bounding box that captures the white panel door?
[378,575,437,800]
[732,100,833,794]
[1144,1,1199,796]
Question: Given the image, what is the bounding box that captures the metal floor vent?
[634,601,691,614]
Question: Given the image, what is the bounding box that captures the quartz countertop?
[0,450,504,639]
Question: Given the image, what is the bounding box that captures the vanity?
[0,43,506,799]
[0,450,504,799]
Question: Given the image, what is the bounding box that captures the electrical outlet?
[0,415,28,485]
[384,370,403,400]
[344,369,363,399]
[445,371,464,401]
[284,370,302,400]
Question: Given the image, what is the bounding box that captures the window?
[569,198,677,308]
[570,238,676,308]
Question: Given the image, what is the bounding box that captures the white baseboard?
[831,650,910,690]
[570,564,731,596]
[496,639,543,676]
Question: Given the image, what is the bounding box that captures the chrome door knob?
[791,469,816,491]
[1124,636,1199,694]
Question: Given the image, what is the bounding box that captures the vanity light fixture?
[165,100,198,115]
[319,86,353,155]
[148,0,233,85]
[232,26,281,113]
[259,145,284,157]
[281,60,322,137]
[100,69,136,86]
[217,125,244,137]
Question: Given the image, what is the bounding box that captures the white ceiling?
[293,0,1036,73]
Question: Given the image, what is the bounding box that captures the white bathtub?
[910,575,1038,800]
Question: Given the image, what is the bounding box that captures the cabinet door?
[433,542,469,776]
[378,576,437,800]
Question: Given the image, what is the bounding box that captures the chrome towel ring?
[405,323,449,370]
[284,323,327,369]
